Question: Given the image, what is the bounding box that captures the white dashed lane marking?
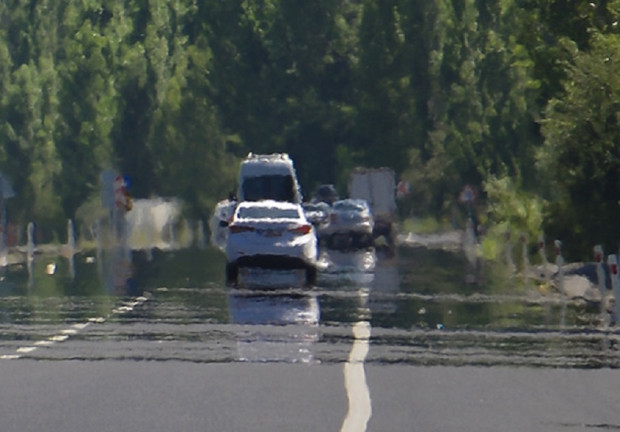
[0,294,150,360]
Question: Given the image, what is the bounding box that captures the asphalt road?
[3,359,620,432]
[3,247,620,432]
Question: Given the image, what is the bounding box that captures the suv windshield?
[242,175,296,202]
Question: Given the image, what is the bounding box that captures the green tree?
[56,3,119,219]
[354,0,431,176]
[404,0,540,217]
[518,0,618,103]
[539,32,620,258]
[149,8,238,216]
[0,2,65,235]
[204,0,362,193]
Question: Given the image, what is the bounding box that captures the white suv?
[237,153,303,203]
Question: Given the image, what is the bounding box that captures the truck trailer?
[348,167,397,248]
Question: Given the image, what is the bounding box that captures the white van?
[210,153,303,251]
[237,153,303,203]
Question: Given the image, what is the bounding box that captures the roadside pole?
[0,172,15,266]
[594,245,607,321]
[607,254,619,324]
[100,170,134,294]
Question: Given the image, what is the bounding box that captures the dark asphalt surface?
[3,360,620,432]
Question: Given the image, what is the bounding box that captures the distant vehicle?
[302,202,330,232]
[225,200,318,286]
[312,184,339,206]
[210,152,303,250]
[237,153,302,203]
[348,167,397,247]
[318,198,374,250]
[209,198,237,251]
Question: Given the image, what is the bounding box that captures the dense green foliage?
[0,0,618,258]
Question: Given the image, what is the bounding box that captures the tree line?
[0,0,618,259]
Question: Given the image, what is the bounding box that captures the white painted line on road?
[0,293,151,360]
[72,322,91,330]
[112,306,132,314]
[111,295,149,315]
[33,340,54,346]
[340,321,372,432]
[49,334,70,342]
